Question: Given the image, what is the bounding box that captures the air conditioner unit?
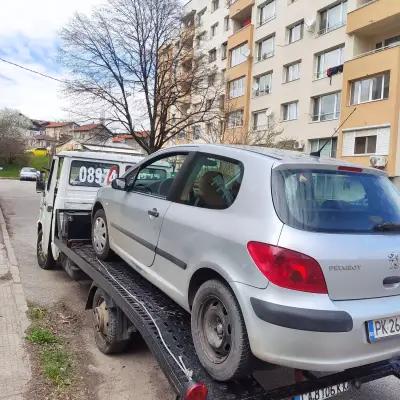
[370,155,388,169]
[293,140,305,150]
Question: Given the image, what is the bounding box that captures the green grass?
[0,154,50,179]
[26,327,59,345]
[41,347,73,387]
[28,306,47,321]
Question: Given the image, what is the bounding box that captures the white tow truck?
[36,150,143,278]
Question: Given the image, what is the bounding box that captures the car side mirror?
[36,171,46,193]
[111,178,127,191]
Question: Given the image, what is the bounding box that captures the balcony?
[229,0,254,20]
[347,0,400,35]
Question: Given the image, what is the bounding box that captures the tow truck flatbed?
[56,238,400,400]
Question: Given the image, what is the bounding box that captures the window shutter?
[342,131,355,156]
[376,127,390,155]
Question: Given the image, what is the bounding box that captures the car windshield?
[22,168,36,172]
[272,168,400,233]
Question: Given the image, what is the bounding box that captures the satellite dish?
[252,82,259,91]
[265,109,273,117]
[242,47,251,58]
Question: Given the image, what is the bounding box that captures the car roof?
[57,151,144,164]
[166,143,380,173]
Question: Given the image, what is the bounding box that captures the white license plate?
[367,315,400,342]
[293,382,350,400]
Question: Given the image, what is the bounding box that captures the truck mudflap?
[55,238,400,400]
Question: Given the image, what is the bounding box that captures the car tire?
[92,288,131,354]
[92,209,113,260]
[37,229,56,270]
[191,279,253,381]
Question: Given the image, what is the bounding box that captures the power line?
[0,56,66,83]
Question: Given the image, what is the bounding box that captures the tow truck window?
[69,160,120,187]
[46,159,56,191]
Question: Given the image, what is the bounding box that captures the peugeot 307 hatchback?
[91,144,400,382]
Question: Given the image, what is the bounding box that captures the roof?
[74,123,110,133]
[112,131,149,142]
[57,150,144,163]
[165,144,380,173]
[46,122,75,128]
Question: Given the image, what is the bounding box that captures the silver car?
[92,144,400,381]
[19,167,38,181]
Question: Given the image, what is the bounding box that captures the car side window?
[178,154,244,209]
[46,159,56,191]
[129,154,187,198]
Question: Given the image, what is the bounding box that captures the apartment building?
[181,0,400,183]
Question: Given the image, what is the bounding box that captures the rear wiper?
[373,222,400,232]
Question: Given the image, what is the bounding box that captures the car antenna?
[310,108,357,157]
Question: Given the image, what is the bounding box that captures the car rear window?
[272,168,400,233]
[69,160,120,187]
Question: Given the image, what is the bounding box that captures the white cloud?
[0,0,105,120]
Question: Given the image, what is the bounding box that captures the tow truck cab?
[36,151,144,265]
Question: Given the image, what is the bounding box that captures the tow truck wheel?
[37,229,56,270]
[60,254,88,281]
[92,209,112,260]
[92,288,131,354]
[191,279,253,382]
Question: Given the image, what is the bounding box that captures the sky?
[0,0,104,121]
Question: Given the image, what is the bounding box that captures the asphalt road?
[0,180,173,400]
[0,180,399,400]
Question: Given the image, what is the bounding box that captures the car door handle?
[148,208,159,218]
[383,276,400,287]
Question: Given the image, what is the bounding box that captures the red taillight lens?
[338,166,363,173]
[184,383,208,400]
[247,242,328,294]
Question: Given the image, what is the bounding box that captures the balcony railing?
[350,41,400,61]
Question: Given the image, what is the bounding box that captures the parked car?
[91,144,400,382]
[20,167,38,181]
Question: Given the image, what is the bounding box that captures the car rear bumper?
[233,282,400,372]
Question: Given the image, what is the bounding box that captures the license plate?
[293,382,350,400]
[367,315,400,342]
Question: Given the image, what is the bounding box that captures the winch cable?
[97,258,193,380]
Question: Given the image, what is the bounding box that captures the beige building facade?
[181,0,400,182]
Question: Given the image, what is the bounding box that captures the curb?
[0,205,30,332]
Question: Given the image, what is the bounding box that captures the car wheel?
[92,209,112,260]
[36,229,56,270]
[92,288,131,354]
[191,279,253,381]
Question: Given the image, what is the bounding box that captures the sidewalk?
[0,207,31,399]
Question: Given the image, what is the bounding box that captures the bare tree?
[60,0,222,154]
[0,109,28,164]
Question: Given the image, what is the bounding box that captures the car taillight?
[247,242,328,294]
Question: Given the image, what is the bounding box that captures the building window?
[342,127,390,156]
[211,23,218,37]
[209,48,217,63]
[253,109,269,131]
[309,137,338,157]
[376,35,400,49]
[196,8,206,27]
[230,43,248,67]
[283,61,300,82]
[315,46,344,79]
[192,125,202,140]
[208,73,216,86]
[221,42,228,60]
[319,1,347,35]
[212,0,219,12]
[224,16,230,31]
[257,34,275,61]
[282,101,298,121]
[253,71,272,96]
[258,0,276,26]
[312,92,341,121]
[354,135,377,155]
[287,20,303,44]
[227,110,244,128]
[196,31,206,47]
[229,77,245,98]
[350,72,390,105]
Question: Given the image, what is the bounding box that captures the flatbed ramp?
[57,240,400,400]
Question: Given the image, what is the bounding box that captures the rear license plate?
[293,382,350,400]
[367,315,400,342]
